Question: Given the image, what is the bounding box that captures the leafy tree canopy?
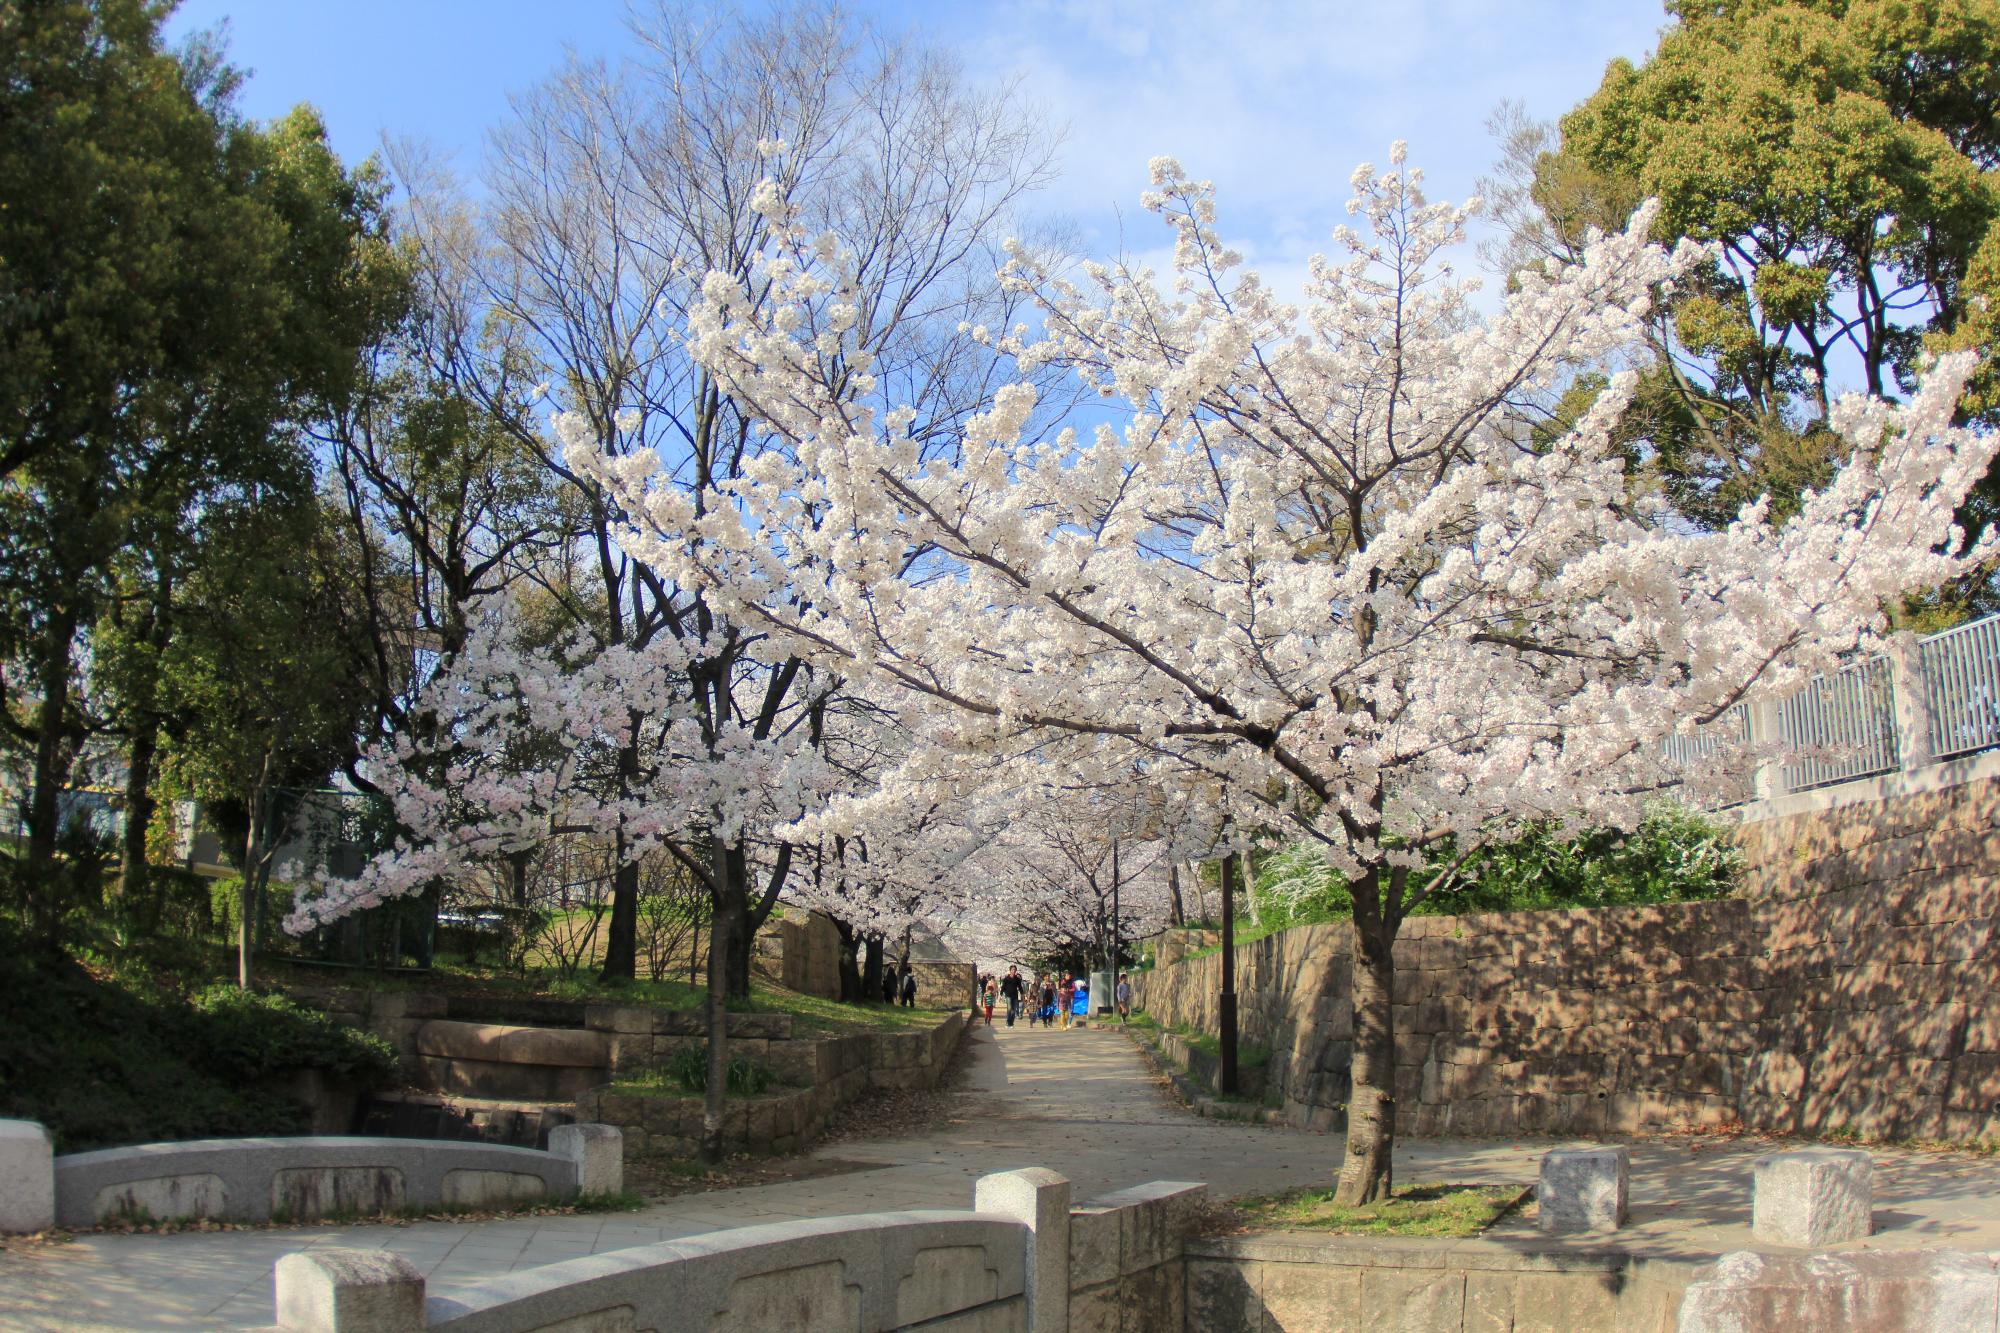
[1517,0,2000,581]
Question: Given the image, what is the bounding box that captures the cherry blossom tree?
[992,798,1178,978]
[575,141,1998,1203]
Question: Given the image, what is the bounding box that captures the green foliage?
[205,876,297,944]
[1517,0,2000,614]
[1438,803,1740,914]
[186,985,399,1085]
[0,919,395,1151]
[1249,803,1740,925]
[664,1044,774,1096]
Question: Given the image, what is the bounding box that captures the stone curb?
[1123,1026,1287,1126]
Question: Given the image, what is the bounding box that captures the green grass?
[1231,1183,1526,1237]
[1182,911,1339,960]
[1168,1021,1270,1069]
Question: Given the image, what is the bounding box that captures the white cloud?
[929,0,1662,276]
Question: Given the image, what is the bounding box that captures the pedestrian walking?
[900,968,918,1007]
[1000,966,1025,1026]
[1039,975,1057,1027]
[1057,974,1075,1030]
[1116,972,1133,1023]
[982,976,996,1025]
[881,964,899,1005]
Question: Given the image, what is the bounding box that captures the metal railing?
[1920,613,2000,761]
[1775,654,1900,792]
[1665,610,2000,804]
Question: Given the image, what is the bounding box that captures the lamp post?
[1218,851,1239,1094]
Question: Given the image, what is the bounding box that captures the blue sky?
[165,1,1668,282]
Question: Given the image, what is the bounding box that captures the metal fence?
[1663,610,2000,804]
[1920,613,2000,762]
[1775,654,1901,792]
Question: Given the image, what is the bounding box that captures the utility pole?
[1110,839,1121,985]
[1218,852,1239,1094]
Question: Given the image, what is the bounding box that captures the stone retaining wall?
[1185,1232,1699,1332]
[1135,775,2000,1143]
[286,988,795,1105]
[575,1012,966,1159]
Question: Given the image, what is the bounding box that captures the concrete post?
[976,1167,1071,1333]
[548,1123,623,1197]
[1538,1145,1629,1232]
[1753,1149,1873,1247]
[275,1250,426,1332]
[0,1119,54,1234]
[1887,635,1936,771]
[1749,698,1785,801]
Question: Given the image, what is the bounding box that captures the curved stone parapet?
[51,1130,618,1228]
[423,1211,1027,1333]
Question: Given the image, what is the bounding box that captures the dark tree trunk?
[598,851,640,982]
[1167,861,1186,928]
[118,725,159,913]
[598,738,644,981]
[1333,869,1399,1206]
[506,849,530,907]
[861,934,885,1002]
[715,842,753,1002]
[25,604,79,871]
[834,918,863,1002]
[700,892,731,1164]
[237,746,274,990]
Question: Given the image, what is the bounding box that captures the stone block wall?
[575,1011,966,1159]
[905,959,977,1012]
[1185,1233,1696,1332]
[770,910,844,999]
[1069,1180,1207,1331]
[580,1003,794,1079]
[1135,774,2000,1143]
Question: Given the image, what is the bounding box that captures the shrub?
[1250,801,1739,924]
[666,1044,773,1095]
[188,986,400,1084]
[0,919,399,1152]
[207,876,296,943]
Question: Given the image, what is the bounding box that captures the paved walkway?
[4,1022,2000,1328]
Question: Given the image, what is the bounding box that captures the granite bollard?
[1538,1144,1629,1232]
[0,1120,55,1234]
[1753,1149,1872,1248]
[548,1122,622,1196]
[276,1249,425,1332]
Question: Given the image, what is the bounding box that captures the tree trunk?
[1167,860,1186,928]
[1333,887,1398,1206]
[118,725,159,915]
[700,892,731,1164]
[238,747,274,989]
[834,918,863,1002]
[25,603,79,870]
[713,841,754,1001]
[598,851,640,982]
[598,738,643,981]
[861,933,885,1002]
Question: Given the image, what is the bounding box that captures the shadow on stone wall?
[1137,777,2000,1144]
